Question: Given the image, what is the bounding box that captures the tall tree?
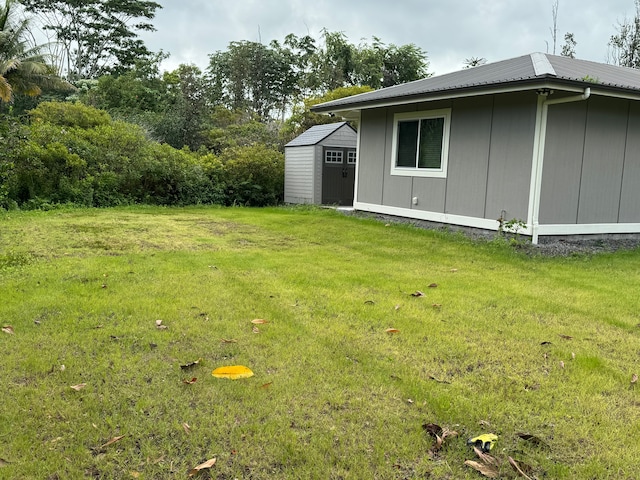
[608,0,640,68]
[0,0,71,104]
[561,32,577,58]
[207,40,295,120]
[21,0,161,80]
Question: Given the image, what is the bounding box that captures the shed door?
[322,148,356,205]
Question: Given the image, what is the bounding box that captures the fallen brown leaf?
[252,326,260,334]
[450,268,458,272]
[220,338,237,344]
[558,334,573,340]
[364,300,376,305]
[428,283,438,288]
[516,432,548,447]
[251,319,268,324]
[473,446,501,467]
[188,457,216,477]
[385,328,400,334]
[182,377,197,385]
[100,435,125,449]
[428,374,451,384]
[508,456,534,479]
[259,382,273,389]
[411,290,425,297]
[394,304,401,311]
[70,383,87,391]
[1,325,14,335]
[180,359,202,370]
[465,460,499,478]
[432,303,442,308]
[0,458,10,467]
[559,361,565,369]
[182,423,191,434]
[155,320,168,330]
[632,373,638,385]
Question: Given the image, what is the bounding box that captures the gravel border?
[341,210,640,257]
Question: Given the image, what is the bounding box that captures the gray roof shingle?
[312,53,640,113]
[285,121,352,147]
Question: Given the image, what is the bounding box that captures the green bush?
[29,101,111,129]
[220,144,284,206]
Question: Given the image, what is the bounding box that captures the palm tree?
[0,0,71,103]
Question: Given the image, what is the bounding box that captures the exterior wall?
[284,146,316,204]
[356,92,538,225]
[540,96,640,225]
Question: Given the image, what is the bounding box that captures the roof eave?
[312,77,640,114]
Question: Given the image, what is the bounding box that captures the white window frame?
[390,108,451,178]
[347,150,357,164]
[325,149,343,164]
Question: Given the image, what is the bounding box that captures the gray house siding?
[357,93,537,221]
[540,96,640,225]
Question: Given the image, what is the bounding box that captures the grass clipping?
[212,365,254,380]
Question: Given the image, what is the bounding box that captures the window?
[347,150,357,164]
[325,150,343,164]
[390,109,451,178]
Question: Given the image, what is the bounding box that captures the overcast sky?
[140,0,636,76]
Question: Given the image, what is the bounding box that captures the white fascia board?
[537,223,640,236]
[353,202,533,234]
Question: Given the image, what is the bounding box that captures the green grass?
[1,205,640,479]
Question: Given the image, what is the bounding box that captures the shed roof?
[312,53,640,113]
[285,121,354,147]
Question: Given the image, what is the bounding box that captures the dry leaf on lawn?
[411,291,425,297]
[631,373,638,385]
[0,458,10,467]
[155,320,168,330]
[212,365,254,380]
[220,338,237,344]
[516,432,548,447]
[559,334,573,340]
[464,460,499,478]
[70,383,87,391]
[385,328,400,334]
[251,319,268,324]
[508,456,534,479]
[182,423,191,434]
[473,447,501,467]
[428,283,438,288]
[259,382,273,389]
[180,358,202,370]
[1,325,14,335]
[188,458,216,477]
[394,305,401,311]
[182,377,197,385]
[252,326,260,334]
[100,435,125,449]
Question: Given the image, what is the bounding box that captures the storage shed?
[312,53,640,243]
[284,122,357,205]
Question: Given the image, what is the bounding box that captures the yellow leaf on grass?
[70,383,87,391]
[212,366,254,380]
[385,328,400,334]
[188,457,216,477]
[251,319,268,324]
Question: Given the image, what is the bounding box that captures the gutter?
[528,87,591,244]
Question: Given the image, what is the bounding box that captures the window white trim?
[390,108,451,178]
[324,149,343,164]
[347,150,357,164]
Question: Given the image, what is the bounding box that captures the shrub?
[29,101,111,129]
[220,145,284,206]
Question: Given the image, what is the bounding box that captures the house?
[311,53,640,243]
[284,121,357,206]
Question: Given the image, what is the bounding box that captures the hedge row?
[0,102,284,209]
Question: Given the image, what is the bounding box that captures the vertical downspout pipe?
[530,87,591,244]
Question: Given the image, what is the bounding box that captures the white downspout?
[529,87,591,244]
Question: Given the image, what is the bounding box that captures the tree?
[207,40,295,120]
[549,0,559,54]
[0,0,71,105]
[561,32,577,58]
[21,0,161,80]
[608,0,640,68]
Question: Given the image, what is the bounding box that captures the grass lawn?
[1,205,640,479]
